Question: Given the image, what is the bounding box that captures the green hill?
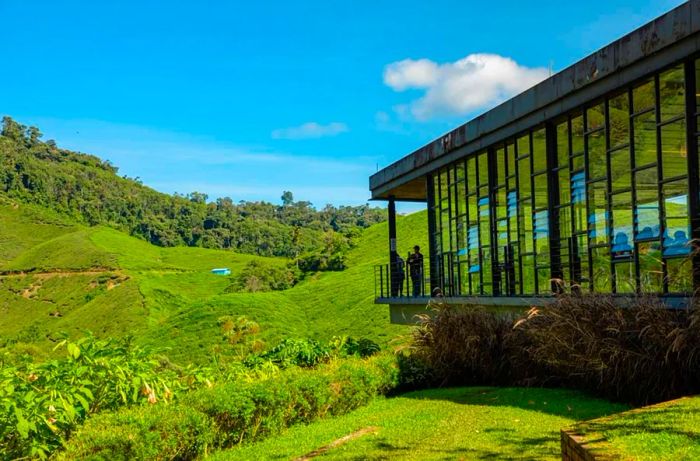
[0,196,426,364]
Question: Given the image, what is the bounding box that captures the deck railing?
[374,259,428,299]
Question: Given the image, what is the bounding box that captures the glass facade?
[427,59,699,297]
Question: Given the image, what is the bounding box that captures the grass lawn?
[570,395,700,461]
[214,387,628,460]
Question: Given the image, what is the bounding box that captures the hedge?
[60,354,398,460]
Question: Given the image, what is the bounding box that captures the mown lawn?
[214,387,628,460]
[570,395,700,461]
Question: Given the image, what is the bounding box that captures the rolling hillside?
[0,196,427,364]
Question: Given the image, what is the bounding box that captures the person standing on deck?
[407,245,424,297]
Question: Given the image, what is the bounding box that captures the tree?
[281,190,294,206]
[1,116,26,142]
[187,191,208,204]
[27,126,42,146]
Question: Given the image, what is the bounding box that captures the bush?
[61,355,399,457]
[227,260,299,292]
[246,338,331,368]
[408,295,700,405]
[0,335,212,460]
[57,404,215,461]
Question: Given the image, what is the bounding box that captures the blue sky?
[0,0,684,211]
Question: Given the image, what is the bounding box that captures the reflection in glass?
[666,258,693,293]
[660,120,687,179]
[632,79,655,113]
[614,262,635,293]
[592,246,612,292]
[663,181,690,257]
[588,181,608,246]
[587,130,607,180]
[638,242,663,293]
[633,111,657,167]
[609,93,630,148]
[659,65,685,122]
[610,148,631,191]
[611,192,633,259]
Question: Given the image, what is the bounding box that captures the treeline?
[0,117,385,257]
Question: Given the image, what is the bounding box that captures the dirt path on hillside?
[0,268,119,279]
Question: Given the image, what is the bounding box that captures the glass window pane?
[659,65,685,122]
[538,267,551,294]
[635,167,660,241]
[614,262,635,293]
[666,258,693,293]
[534,173,548,209]
[611,192,633,260]
[507,142,516,177]
[572,115,585,154]
[660,119,687,179]
[522,254,535,295]
[478,152,489,184]
[588,181,608,247]
[662,180,690,257]
[534,210,550,261]
[587,129,607,180]
[496,147,506,185]
[559,169,571,205]
[532,129,547,173]
[557,121,569,167]
[633,79,655,114]
[467,156,477,193]
[592,246,612,293]
[633,111,657,167]
[609,92,630,148]
[587,104,605,132]
[518,156,531,198]
[610,148,631,191]
[638,241,663,293]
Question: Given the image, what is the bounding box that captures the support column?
[426,174,440,295]
[388,196,399,297]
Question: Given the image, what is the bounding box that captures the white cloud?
[383,53,549,120]
[271,122,348,140]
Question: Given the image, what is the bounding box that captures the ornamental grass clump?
[516,294,700,404]
[408,295,700,405]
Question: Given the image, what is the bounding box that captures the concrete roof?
[370,0,700,201]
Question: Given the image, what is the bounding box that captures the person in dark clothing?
[407,245,424,296]
[390,255,405,297]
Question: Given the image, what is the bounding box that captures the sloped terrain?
[0,197,426,364]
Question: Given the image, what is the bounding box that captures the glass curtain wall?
[429,60,697,297]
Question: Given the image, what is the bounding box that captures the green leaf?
[14,408,29,439]
[67,343,81,359]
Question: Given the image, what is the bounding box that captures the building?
[370,1,700,323]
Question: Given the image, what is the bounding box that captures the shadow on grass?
[576,402,700,443]
[399,386,629,420]
[338,432,560,461]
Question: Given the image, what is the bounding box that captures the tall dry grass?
[408,295,700,404]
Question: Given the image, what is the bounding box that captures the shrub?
[0,335,211,460]
[227,260,299,292]
[407,296,700,405]
[57,404,215,461]
[62,354,399,457]
[246,338,332,368]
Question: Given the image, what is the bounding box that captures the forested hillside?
[0,117,384,258]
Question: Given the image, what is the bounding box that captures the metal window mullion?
[546,122,562,293]
[654,73,669,293]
